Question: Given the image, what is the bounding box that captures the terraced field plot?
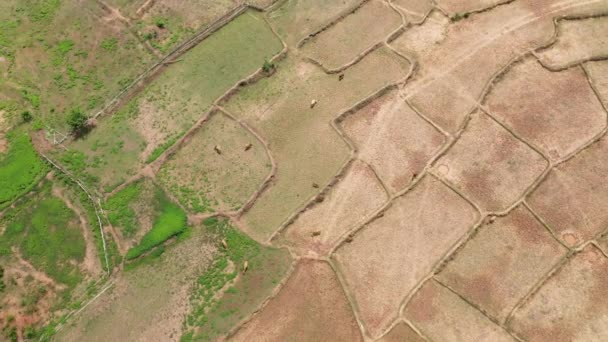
[2,0,608,340]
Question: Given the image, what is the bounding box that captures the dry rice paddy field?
[1,0,608,341]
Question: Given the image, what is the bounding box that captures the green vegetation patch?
[105,181,143,237]
[182,218,291,341]
[125,187,187,260]
[0,131,48,210]
[0,182,86,288]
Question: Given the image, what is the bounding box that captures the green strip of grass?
[146,133,183,163]
[125,190,187,260]
[0,131,48,210]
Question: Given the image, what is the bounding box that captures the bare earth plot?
[484,57,606,162]
[403,279,515,341]
[10,0,608,340]
[340,89,446,194]
[229,260,362,341]
[391,0,433,23]
[432,111,547,213]
[333,176,478,337]
[299,0,402,70]
[378,321,425,342]
[510,245,608,341]
[436,205,567,322]
[537,16,608,70]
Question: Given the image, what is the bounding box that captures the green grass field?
[0,130,48,210]
[0,182,86,289]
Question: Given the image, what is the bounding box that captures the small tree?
[21,111,32,122]
[67,108,88,135]
[155,18,167,29]
[262,59,275,73]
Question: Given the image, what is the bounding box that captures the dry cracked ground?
[5,0,608,341]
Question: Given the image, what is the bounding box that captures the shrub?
[154,18,167,29]
[262,59,274,73]
[451,12,470,22]
[143,31,157,41]
[21,111,32,122]
[66,108,88,135]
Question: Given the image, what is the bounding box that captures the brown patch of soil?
[436,205,567,322]
[511,245,608,341]
[300,0,402,70]
[528,136,608,246]
[586,60,608,107]
[404,279,515,341]
[392,0,433,23]
[0,110,7,153]
[279,159,389,256]
[433,111,547,212]
[379,321,425,342]
[392,1,557,133]
[340,89,446,193]
[436,0,509,15]
[486,58,605,161]
[230,259,363,342]
[333,176,478,337]
[538,16,608,69]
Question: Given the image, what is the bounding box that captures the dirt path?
[135,0,156,18]
[52,185,103,277]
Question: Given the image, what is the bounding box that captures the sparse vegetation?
[451,12,470,22]
[182,217,291,341]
